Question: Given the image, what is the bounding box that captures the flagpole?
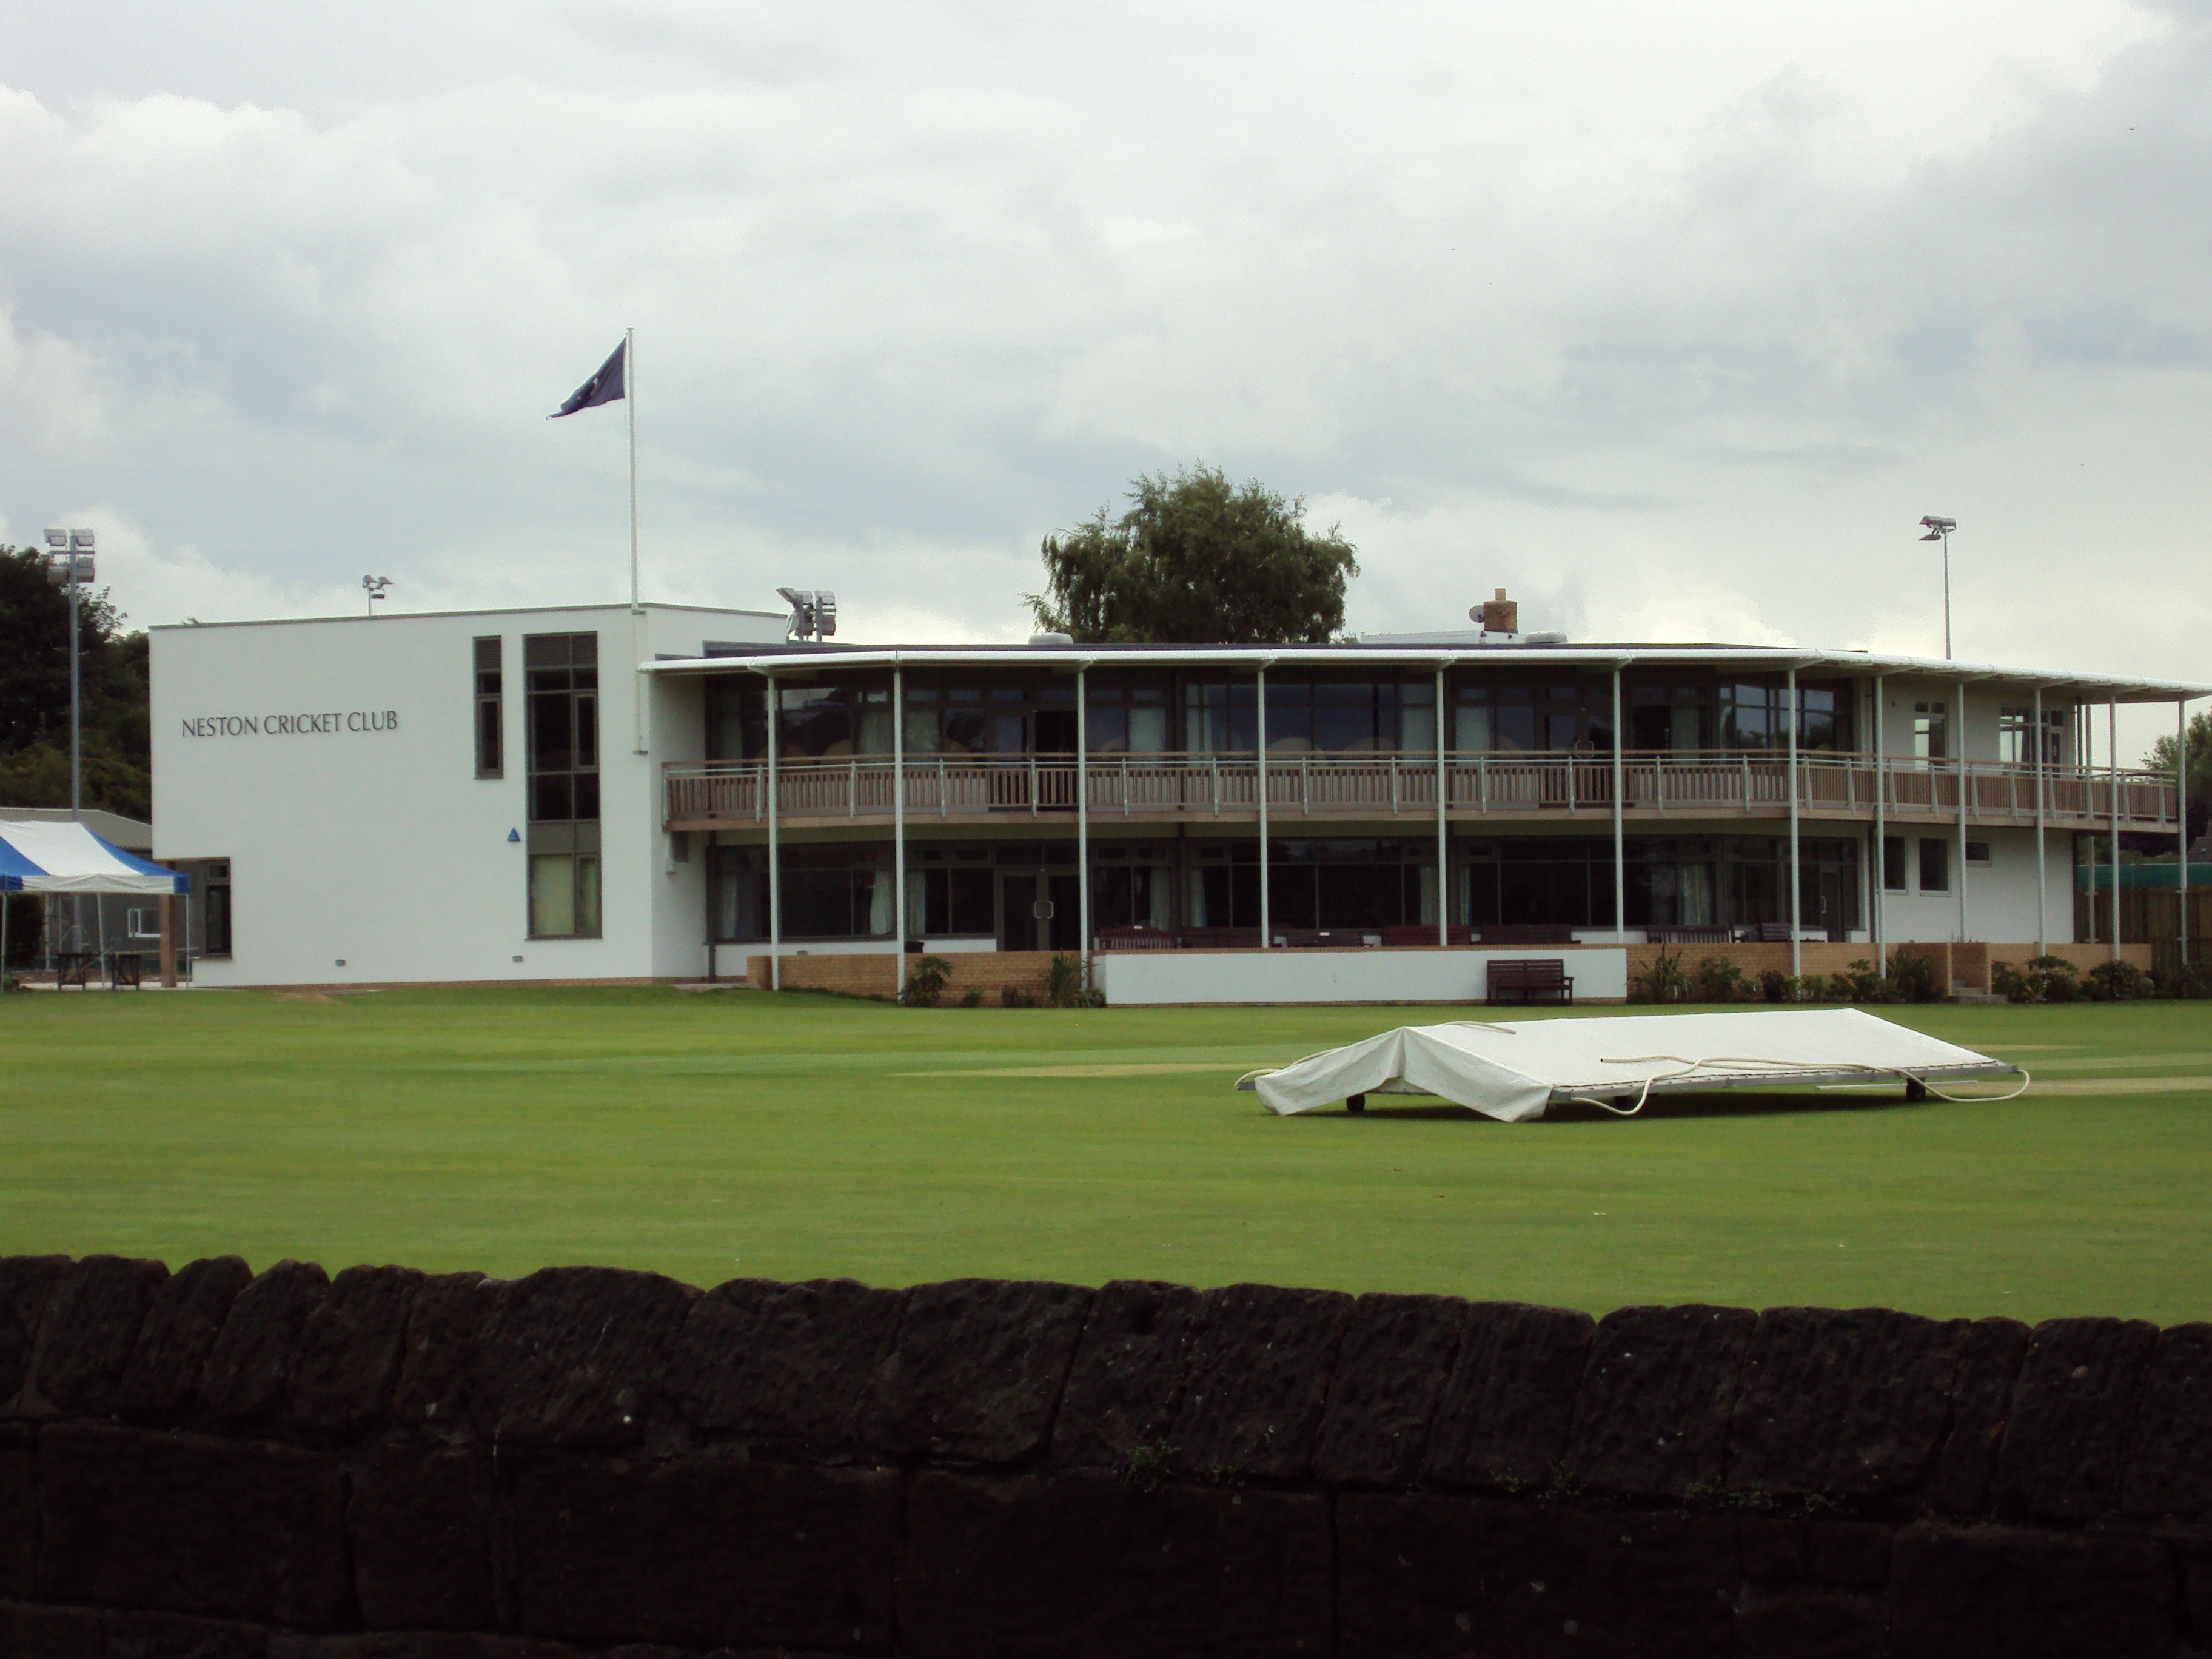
[628,326,648,756]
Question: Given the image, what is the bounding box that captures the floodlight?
[44,528,67,548]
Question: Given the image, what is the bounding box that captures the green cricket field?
[4,986,2209,1322]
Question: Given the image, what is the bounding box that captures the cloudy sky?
[3,1,2207,749]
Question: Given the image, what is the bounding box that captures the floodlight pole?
[2180,698,2191,968]
[1435,663,1451,948]
[67,557,81,820]
[763,670,780,991]
[1610,664,1626,945]
[1957,677,1969,948]
[1077,662,1091,985]
[2033,686,2046,959]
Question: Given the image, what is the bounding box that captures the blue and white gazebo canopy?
[0,820,187,895]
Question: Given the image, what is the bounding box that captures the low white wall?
[1096,947,1627,1006]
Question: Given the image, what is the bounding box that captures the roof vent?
[1028,632,1074,647]
[1470,588,1518,635]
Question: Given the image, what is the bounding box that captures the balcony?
[665,751,2178,833]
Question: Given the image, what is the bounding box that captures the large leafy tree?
[2147,709,2212,845]
[0,545,151,822]
[1028,464,1359,645]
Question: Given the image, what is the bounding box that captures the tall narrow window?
[474,637,503,777]
[1919,837,1949,893]
[203,860,233,957]
[1913,701,1947,762]
[1882,836,1908,892]
[524,632,601,939]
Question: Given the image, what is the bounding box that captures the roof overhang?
[637,643,2212,703]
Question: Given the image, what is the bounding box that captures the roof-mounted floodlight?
[1919,515,1955,541]
[778,586,837,642]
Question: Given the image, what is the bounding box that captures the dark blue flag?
[551,338,626,418]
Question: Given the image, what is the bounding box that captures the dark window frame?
[474,636,503,778]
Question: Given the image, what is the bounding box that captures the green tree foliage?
[0,545,152,820]
[2145,708,2212,844]
[1028,464,1359,645]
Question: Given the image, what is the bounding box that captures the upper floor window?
[1999,705,2065,765]
[1914,701,1947,762]
[775,683,892,758]
[1085,682,1171,755]
[1454,680,1611,753]
[473,637,503,777]
[1260,680,1437,755]
[526,632,598,821]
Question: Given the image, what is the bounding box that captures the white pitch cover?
[1241,1008,2022,1121]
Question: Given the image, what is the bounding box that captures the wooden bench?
[1486,957,1574,1005]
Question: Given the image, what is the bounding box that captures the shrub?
[1756,968,1790,1004]
[1886,947,1943,1004]
[1990,960,2034,1004]
[1629,945,1693,1004]
[959,987,985,1008]
[901,954,951,1007]
[2029,955,2082,1004]
[1044,953,1104,1008]
[1693,956,1749,1003]
[1836,959,1892,1004]
[2085,959,2154,1002]
[1000,984,1039,1008]
[2157,960,2212,1000]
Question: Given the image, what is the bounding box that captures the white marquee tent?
[0,819,188,980]
[1238,1008,2026,1121]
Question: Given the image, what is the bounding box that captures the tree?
[2147,708,2212,846]
[1028,464,1359,645]
[0,545,152,820]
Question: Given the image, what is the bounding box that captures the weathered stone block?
[116,1257,254,1420]
[36,1421,348,1626]
[24,1255,169,1417]
[0,1255,71,1416]
[0,1426,31,1596]
[105,1609,273,1659]
[271,1638,584,1659]
[289,1264,424,1436]
[1564,1304,1755,1500]
[1170,1282,1353,1481]
[1805,1520,1893,1589]
[350,1440,495,1631]
[480,1266,695,1449]
[668,1276,905,1445]
[1994,1316,2159,1523]
[0,1600,104,1659]
[1311,1292,1466,1487]
[1735,1590,1886,1659]
[1891,1520,2177,1659]
[389,1272,501,1430]
[1048,1279,1205,1472]
[1339,1493,1736,1659]
[865,1278,1090,1464]
[2122,1322,2212,1519]
[1728,1305,1963,1498]
[1929,1316,2028,1515]
[199,1260,330,1424]
[1421,1300,1594,1490]
[900,1470,1330,1659]
[512,1453,899,1650]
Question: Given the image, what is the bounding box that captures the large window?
[1459,835,1862,934]
[711,844,895,940]
[777,683,893,758]
[1259,680,1437,754]
[1084,682,1171,755]
[473,637,503,777]
[1883,836,1909,892]
[1187,838,1436,931]
[1455,680,1612,754]
[1999,705,2065,765]
[526,632,600,939]
[706,677,764,762]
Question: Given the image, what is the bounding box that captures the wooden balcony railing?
[665,752,2179,831]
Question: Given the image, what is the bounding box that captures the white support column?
[893,663,907,996]
[1435,665,1449,947]
[766,674,781,991]
[1611,665,1626,943]
[1257,666,1270,949]
[1873,675,1886,974]
[2110,699,2122,963]
[2179,698,2191,968]
[1788,665,1801,978]
[2034,686,2047,959]
[1078,664,1091,972]
[1956,678,1969,947]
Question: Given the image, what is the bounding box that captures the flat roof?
[640,640,2212,703]
[148,601,782,634]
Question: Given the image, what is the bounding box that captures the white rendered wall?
[152,603,779,987]
[1872,824,2080,946]
[1097,947,1628,1006]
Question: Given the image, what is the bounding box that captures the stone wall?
[4,1254,2211,1657]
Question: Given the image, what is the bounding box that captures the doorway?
[998,868,1083,951]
